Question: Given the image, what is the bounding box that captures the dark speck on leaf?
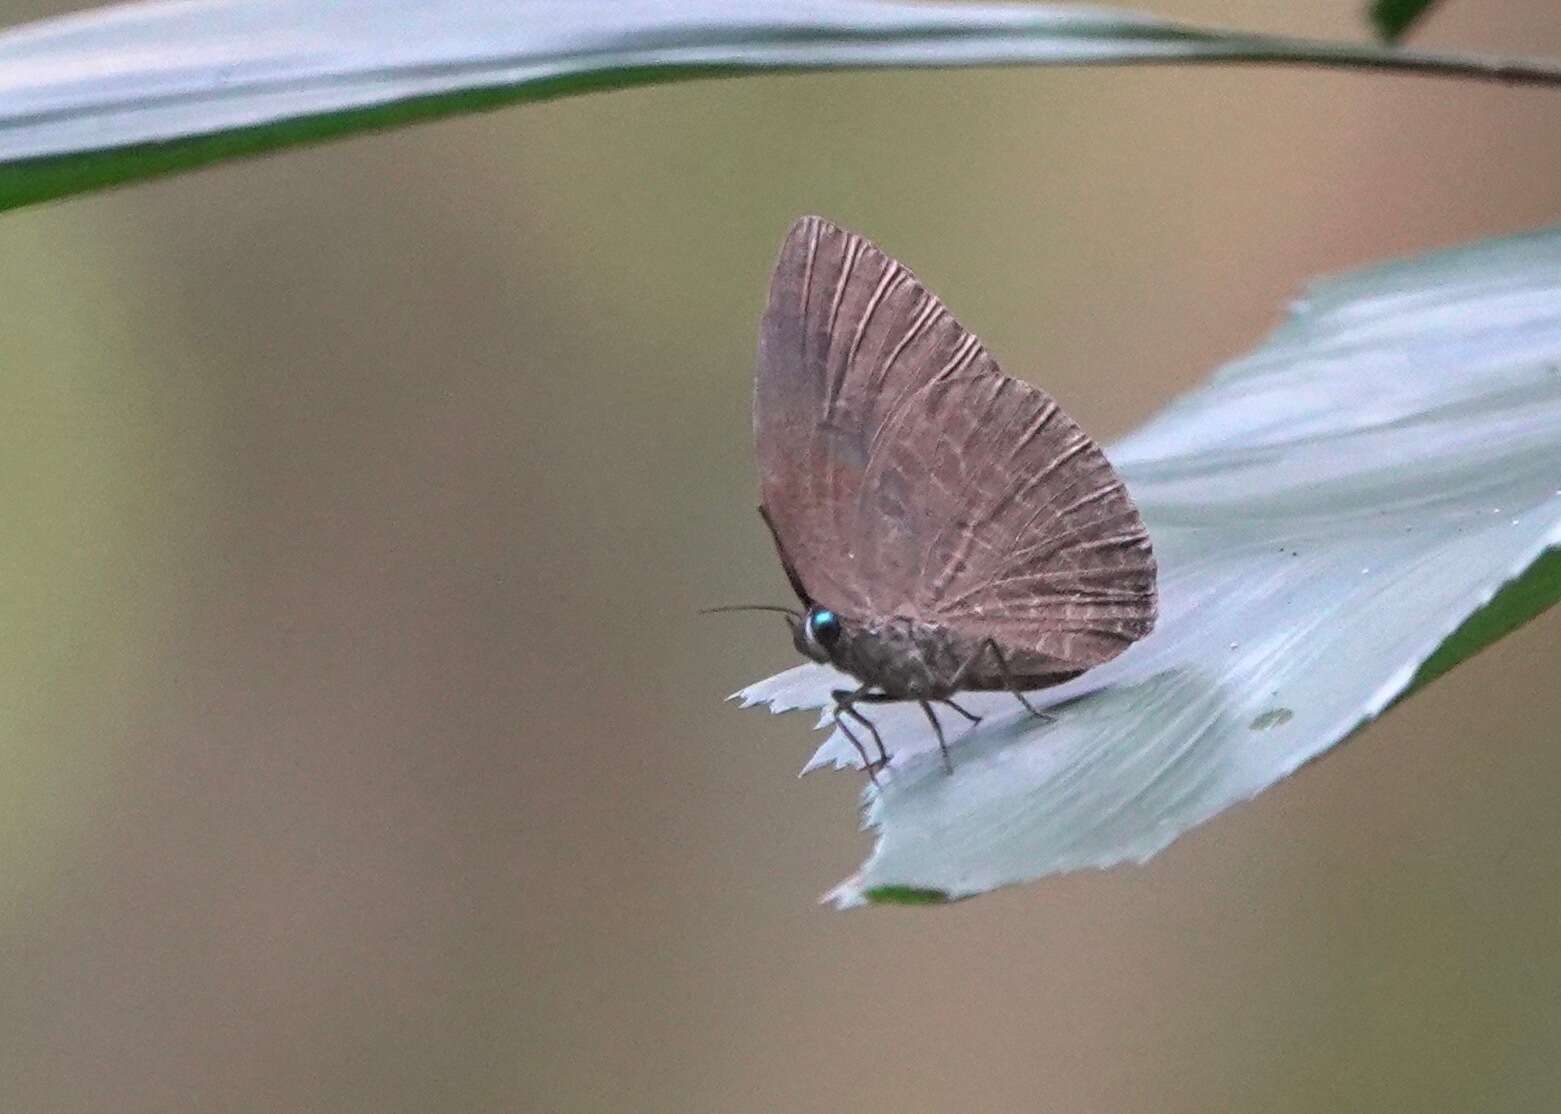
[1249,708,1295,731]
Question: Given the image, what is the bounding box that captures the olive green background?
[2,1,1560,1110]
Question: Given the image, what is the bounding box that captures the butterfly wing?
[754,215,1155,679]
[858,369,1156,682]
[755,215,1005,611]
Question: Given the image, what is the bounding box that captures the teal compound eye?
[807,607,842,647]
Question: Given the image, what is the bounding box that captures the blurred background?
[2,0,1560,1110]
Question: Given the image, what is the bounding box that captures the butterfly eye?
[807,608,842,647]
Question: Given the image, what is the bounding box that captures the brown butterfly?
[728,216,1156,778]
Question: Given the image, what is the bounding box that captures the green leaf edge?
[4,1,1561,215]
[863,884,952,905]
[0,64,733,213]
[1399,545,1561,701]
[1368,0,1443,44]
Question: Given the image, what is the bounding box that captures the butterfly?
[728,216,1156,778]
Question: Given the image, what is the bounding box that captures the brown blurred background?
[2,1,1560,1110]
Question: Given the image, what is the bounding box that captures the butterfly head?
[792,605,844,664]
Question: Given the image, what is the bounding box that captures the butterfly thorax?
[827,615,970,700]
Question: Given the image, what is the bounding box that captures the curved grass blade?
[2,0,1560,213]
[735,224,1561,907]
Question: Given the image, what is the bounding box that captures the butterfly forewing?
[754,215,1155,681]
[756,216,1001,610]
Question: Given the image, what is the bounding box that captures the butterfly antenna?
[700,604,802,619]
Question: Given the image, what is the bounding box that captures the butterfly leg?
[846,706,892,773]
[982,638,1054,721]
[830,705,881,785]
[917,700,954,775]
[833,686,892,777]
[939,697,982,725]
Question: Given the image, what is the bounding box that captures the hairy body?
[775,598,1081,777]
[794,611,1082,701]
